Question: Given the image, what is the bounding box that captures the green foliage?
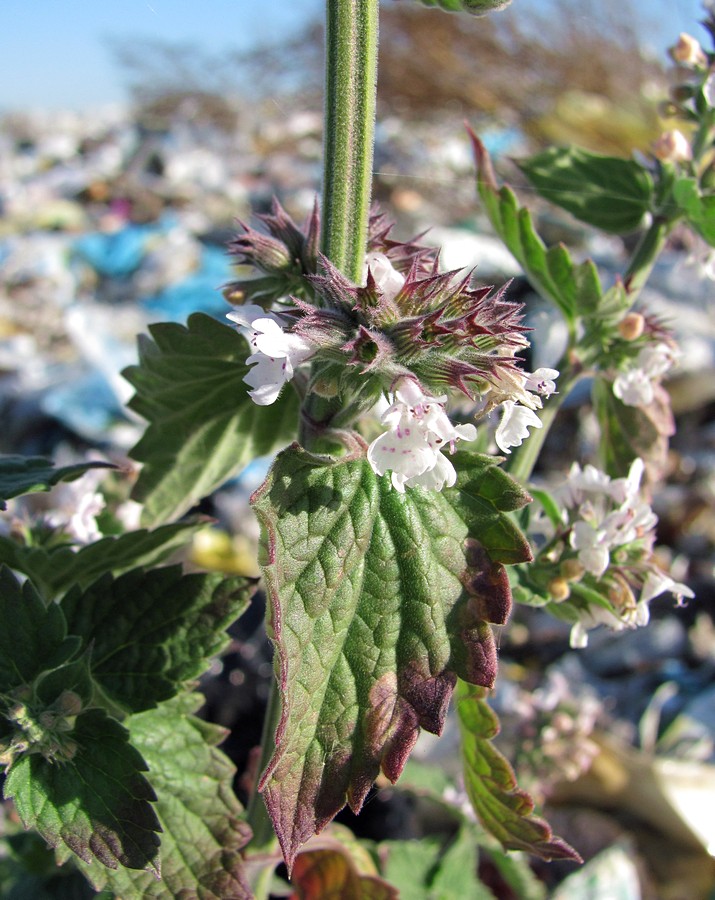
[5,709,161,873]
[252,445,531,866]
[0,520,204,600]
[470,130,602,323]
[0,567,76,690]
[381,829,493,900]
[0,832,106,900]
[673,177,715,246]
[70,695,252,899]
[411,0,512,14]
[456,682,579,862]
[592,377,674,479]
[0,456,113,511]
[1,561,249,889]
[516,146,654,234]
[60,565,253,712]
[123,312,299,525]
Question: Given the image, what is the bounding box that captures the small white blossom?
[495,401,542,453]
[363,251,405,303]
[671,33,708,67]
[367,377,477,492]
[653,129,692,163]
[569,600,650,649]
[45,472,106,545]
[613,342,678,408]
[524,367,559,397]
[705,73,715,108]
[640,570,694,605]
[227,305,314,406]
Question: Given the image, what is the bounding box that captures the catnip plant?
[1,1,713,897]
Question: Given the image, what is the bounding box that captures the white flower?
[569,600,649,649]
[613,342,677,408]
[524,367,559,398]
[495,400,542,453]
[363,252,405,303]
[705,73,715,108]
[570,521,611,577]
[227,305,314,406]
[45,472,106,544]
[671,33,707,67]
[640,570,694,605]
[367,377,477,492]
[653,129,692,163]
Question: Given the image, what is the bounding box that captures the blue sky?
[0,0,709,112]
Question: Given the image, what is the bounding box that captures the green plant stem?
[321,0,379,282]
[622,216,672,300]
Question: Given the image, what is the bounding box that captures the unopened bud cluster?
[0,689,83,767]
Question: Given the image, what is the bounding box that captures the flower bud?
[653,130,692,163]
[56,690,83,717]
[670,33,707,68]
[618,312,645,341]
[548,577,571,602]
[559,558,586,582]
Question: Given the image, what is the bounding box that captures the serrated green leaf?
[430,827,492,899]
[469,130,601,321]
[4,709,161,872]
[456,682,580,862]
[0,457,113,510]
[0,521,203,601]
[70,694,252,899]
[0,567,74,693]
[123,312,299,525]
[61,566,253,712]
[516,147,653,234]
[592,377,674,480]
[252,446,531,866]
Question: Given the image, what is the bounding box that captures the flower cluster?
[612,341,678,408]
[366,377,476,491]
[226,204,560,491]
[528,458,693,647]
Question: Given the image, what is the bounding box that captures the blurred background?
[2,2,715,898]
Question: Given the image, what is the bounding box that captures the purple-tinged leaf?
[456,682,581,863]
[251,446,531,867]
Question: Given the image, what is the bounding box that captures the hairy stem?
[321,0,379,281]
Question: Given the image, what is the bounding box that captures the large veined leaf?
[0,520,203,600]
[123,312,299,525]
[67,695,252,899]
[516,146,654,234]
[469,130,602,323]
[0,456,113,510]
[5,710,161,873]
[252,445,531,866]
[60,565,253,712]
[456,682,579,862]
